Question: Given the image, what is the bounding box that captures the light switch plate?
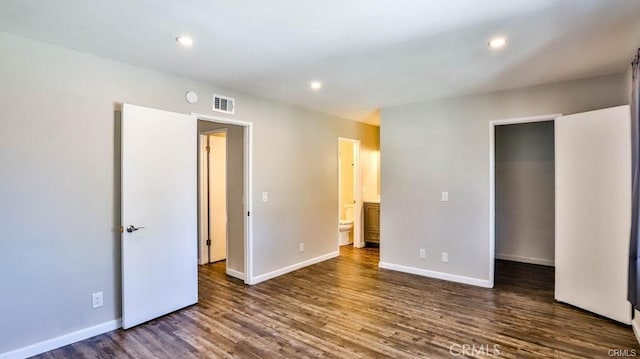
[262,192,268,202]
[441,191,449,202]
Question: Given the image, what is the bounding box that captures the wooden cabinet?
[364,202,380,246]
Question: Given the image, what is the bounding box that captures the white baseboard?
[0,319,121,359]
[226,268,245,281]
[495,253,554,267]
[378,262,493,288]
[250,251,339,285]
[631,316,640,344]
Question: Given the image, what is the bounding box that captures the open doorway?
[491,117,556,289]
[197,119,248,282]
[119,104,254,329]
[338,137,362,248]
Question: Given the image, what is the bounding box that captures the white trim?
[337,137,363,249]
[251,251,339,285]
[490,114,560,126]
[0,319,121,359]
[495,253,554,267]
[378,262,492,288]
[226,268,245,281]
[632,317,640,345]
[245,121,254,283]
[193,113,252,127]
[489,113,561,288]
[354,140,362,248]
[193,113,254,285]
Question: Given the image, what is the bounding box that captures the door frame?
[488,113,561,288]
[198,129,228,267]
[337,137,363,248]
[194,113,254,285]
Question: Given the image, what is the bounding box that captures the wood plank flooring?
[35,246,639,358]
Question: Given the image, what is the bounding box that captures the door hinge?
[119,226,124,234]
[205,146,210,153]
[206,239,211,246]
[247,211,250,216]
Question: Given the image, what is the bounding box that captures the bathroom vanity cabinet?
[364,202,380,247]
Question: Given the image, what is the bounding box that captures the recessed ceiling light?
[310,81,322,90]
[488,37,506,49]
[176,36,193,47]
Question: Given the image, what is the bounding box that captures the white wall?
[361,148,380,202]
[380,73,628,285]
[495,121,555,266]
[0,31,379,355]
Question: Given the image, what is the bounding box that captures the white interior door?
[555,105,631,324]
[121,103,198,329]
[208,134,227,262]
[198,135,208,265]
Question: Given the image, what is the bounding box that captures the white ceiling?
[1,0,640,125]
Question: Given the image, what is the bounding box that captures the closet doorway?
[494,121,555,267]
[492,119,556,301]
[490,107,631,324]
[489,114,559,287]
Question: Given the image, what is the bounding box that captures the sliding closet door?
[555,105,631,324]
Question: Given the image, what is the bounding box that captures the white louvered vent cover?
[212,94,235,114]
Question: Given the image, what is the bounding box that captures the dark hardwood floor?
[35,246,638,358]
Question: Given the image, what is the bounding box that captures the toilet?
[339,204,354,245]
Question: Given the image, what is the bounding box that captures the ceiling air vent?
[212,94,235,114]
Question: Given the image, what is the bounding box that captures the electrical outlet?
[92,292,103,309]
[442,252,449,263]
[299,243,304,253]
[419,249,426,259]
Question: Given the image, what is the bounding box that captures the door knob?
[126,225,145,233]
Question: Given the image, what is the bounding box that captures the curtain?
[629,49,640,308]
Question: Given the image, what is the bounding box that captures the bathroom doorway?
[338,137,362,248]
